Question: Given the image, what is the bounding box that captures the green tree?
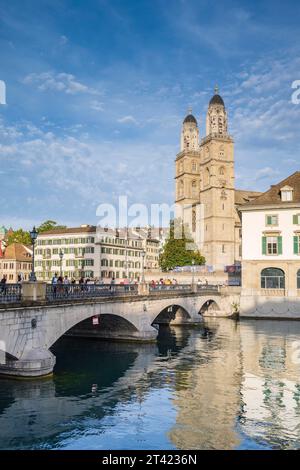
[6,229,31,246]
[37,220,66,233]
[159,219,205,271]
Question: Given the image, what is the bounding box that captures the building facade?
[35,225,160,282]
[175,87,260,271]
[0,243,32,282]
[240,171,300,298]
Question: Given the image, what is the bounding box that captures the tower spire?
[214,84,219,95]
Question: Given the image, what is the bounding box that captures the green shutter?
[293,214,299,225]
[262,236,267,255]
[266,216,272,225]
[278,236,282,255]
[294,236,299,254]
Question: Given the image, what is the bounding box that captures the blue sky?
[0,0,300,228]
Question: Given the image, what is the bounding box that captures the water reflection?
[0,319,299,449]
[238,320,300,450]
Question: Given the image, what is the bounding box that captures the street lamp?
[59,249,64,277]
[191,258,195,287]
[141,250,146,283]
[29,226,38,282]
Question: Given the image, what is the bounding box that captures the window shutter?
[278,236,283,255]
[262,236,267,255]
[267,216,272,225]
[294,236,299,255]
[293,214,299,225]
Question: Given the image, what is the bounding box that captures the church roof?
[183,114,197,125]
[235,189,262,206]
[209,94,225,107]
[241,171,300,207]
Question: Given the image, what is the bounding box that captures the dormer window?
[280,185,293,202]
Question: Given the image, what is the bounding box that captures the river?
[0,318,300,450]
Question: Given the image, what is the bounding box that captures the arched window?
[179,179,184,196]
[219,145,225,159]
[204,168,210,186]
[191,180,197,198]
[261,268,285,289]
[192,161,197,172]
[219,166,225,176]
[297,269,300,289]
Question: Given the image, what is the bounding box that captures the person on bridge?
[110,277,116,292]
[51,273,58,297]
[0,275,7,294]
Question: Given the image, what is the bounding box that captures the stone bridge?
[0,284,240,378]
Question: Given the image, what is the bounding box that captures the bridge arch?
[152,304,192,326]
[45,303,150,352]
[199,299,221,316]
[61,313,140,342]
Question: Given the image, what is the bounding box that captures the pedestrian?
[110,276,116,293]
[51,273,58,297]
[0,275,7,294]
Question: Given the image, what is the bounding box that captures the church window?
[219,166,225,176]
[192,161,197,172]
[222,244,226,253]
[179,180,184,197]
[191,180,197,198]
[204,168,210,186]
[192,206,196,232]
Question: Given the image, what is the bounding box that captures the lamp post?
[59,249,64,278]
[29,226,38,282]
[191,258,195,287]
[141,250,146,283]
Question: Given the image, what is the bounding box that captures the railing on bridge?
[0,283,22,303]
[197,284,219,293]
[45,283,138,301]
[0,282,220,305]
[149,284,192,293]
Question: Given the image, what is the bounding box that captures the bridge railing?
[0,283,22,303]
[45,283,138,301]
[197,284,219,293]
[149,284,192,293]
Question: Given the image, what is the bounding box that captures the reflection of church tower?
[175,87,236,270]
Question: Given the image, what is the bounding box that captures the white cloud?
[117,115,138,125]
[90,100,104,111]
[22,71,100,96]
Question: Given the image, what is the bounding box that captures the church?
[175,87,261,271]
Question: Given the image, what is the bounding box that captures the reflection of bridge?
[0,328,201,449]
[0,283,239,377]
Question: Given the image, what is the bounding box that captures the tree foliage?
[37,220,66,233]
[6,229,31,246]
[159,219,205,271]
[5,220,66,246]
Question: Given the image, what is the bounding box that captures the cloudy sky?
[0,0,300,229]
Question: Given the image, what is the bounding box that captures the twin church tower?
[175,87,238,270]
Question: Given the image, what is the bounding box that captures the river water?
[0,318,300,450]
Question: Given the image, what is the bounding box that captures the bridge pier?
[0,349,56,378]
